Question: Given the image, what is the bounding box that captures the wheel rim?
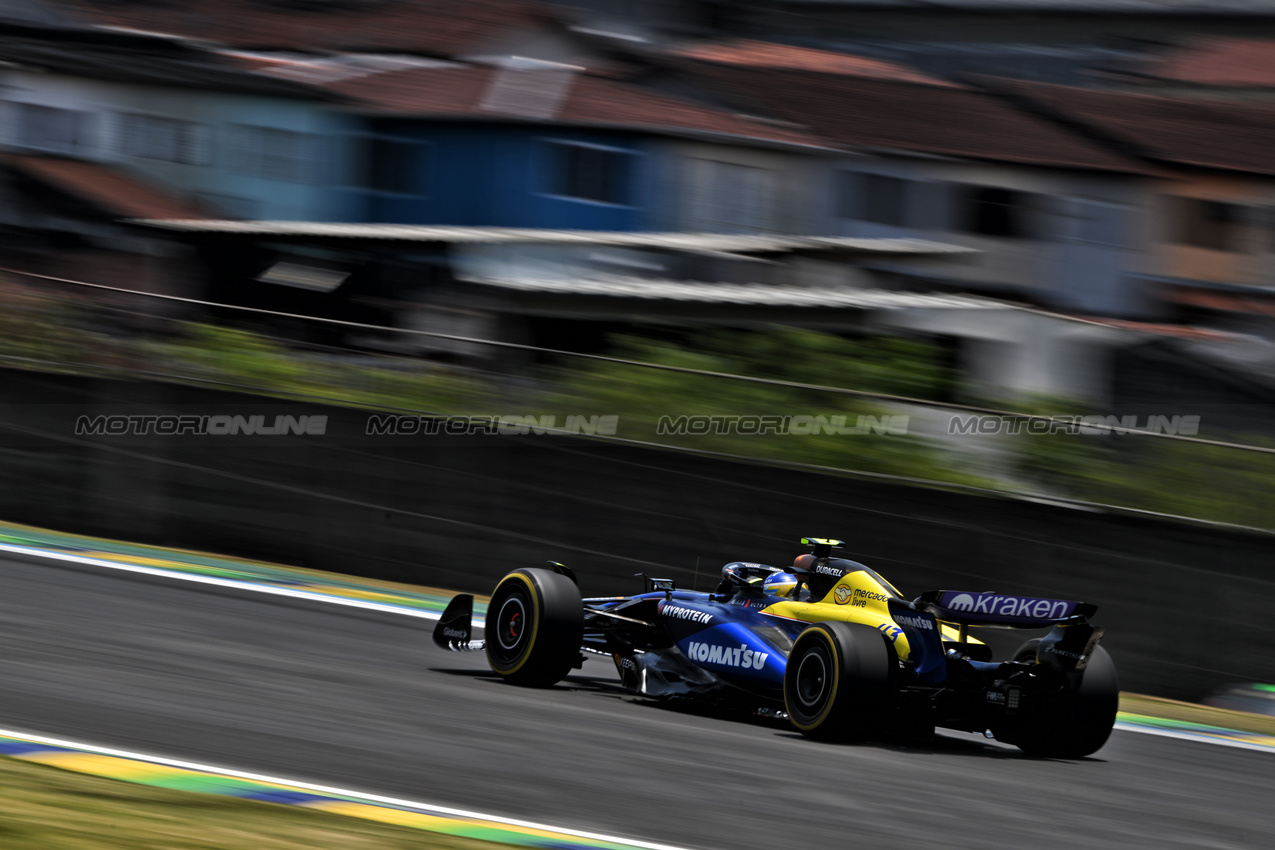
[496,595,527,651]
[490,589,532,666]
[795,646,830,711]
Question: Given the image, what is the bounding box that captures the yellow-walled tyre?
[783,622,895,741]
[485,568,582,687]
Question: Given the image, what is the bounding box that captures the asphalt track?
[0,552,1269,850]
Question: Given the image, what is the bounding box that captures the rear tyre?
[485,568,582,687]
[783,622,895,741]
[1002,638,1119,759]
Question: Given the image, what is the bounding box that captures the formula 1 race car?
[434,538,1118,758]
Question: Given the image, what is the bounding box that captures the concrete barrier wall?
[0,367,1270,700]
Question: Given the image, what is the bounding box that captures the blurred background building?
[2,0,1275,409]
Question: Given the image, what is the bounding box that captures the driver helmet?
[763,571,799,598]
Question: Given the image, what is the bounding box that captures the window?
[964,186,1030,238]
[839,172,907,226]
[547,141,632,205]
[1265,208,1275,253]
[686,159,777,233]
[122,114,207,164]
[861,174,907,226]
[365,137,424,194]
[229,125,317,184]
[15,104,90,154]
[197,193,257,219]
[1176,198,1242,251]
[1071,199,1126,248]
[1048,197,1127,247]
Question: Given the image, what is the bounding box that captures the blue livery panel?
[656,598,788,691]
[887,599,946,683]
[675,621,786,691]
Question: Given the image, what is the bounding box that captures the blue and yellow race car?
[434,537,1118,758]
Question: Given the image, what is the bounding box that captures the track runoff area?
[0,523,1270,850]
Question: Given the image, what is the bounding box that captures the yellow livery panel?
[762,569,982,662]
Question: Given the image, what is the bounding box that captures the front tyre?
[783,622,895,741]
[485,568,582,687]
[1002,638,1119,759]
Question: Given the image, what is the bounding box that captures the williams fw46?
[434,538,1118,758]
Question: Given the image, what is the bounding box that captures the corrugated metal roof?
[792,1,1275,11]
[986,77,1275,176]
[676,61,1156,174]
[51,0,562,57]
[320,64,834,150]
[1126,38,1275,88]
[130,221,977,256]
[461,275,1000,309]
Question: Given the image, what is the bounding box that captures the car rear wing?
[913,590,1097,629]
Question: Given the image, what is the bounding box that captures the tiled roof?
[2,154,210,220]
[1083,317,1237,341]
[1134,38,1275,88]
[786,1,1275,10]
[1167,288,1275,316]
[0,21,335,99]
[54,0,559,56]
[221,52,459,85]
[986,78,1275,176]
[678,63,1153,173]
[324,65,834,149]
[667,39,955,86]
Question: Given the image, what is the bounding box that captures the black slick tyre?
[1003,638,1119,759]
[485,568,582,687]
[783,621,895,741]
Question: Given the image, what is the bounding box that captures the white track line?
[0,726,700,850]
[0,541,486,628]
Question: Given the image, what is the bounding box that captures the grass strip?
[1120,693,1275,737]
[0,754,515,850]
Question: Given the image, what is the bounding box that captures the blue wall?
[360,123,653,230]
